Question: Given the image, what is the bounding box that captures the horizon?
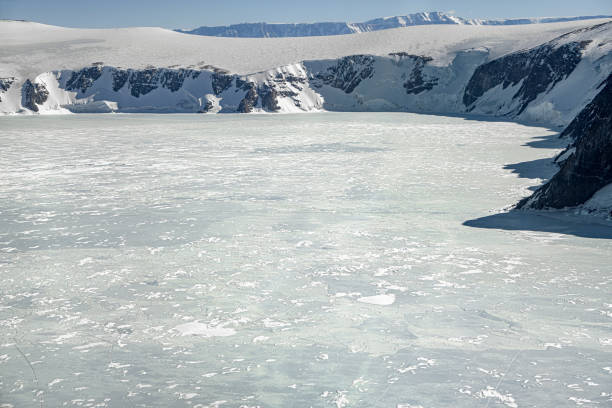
[4,12,612,31]
[1,0,611,29]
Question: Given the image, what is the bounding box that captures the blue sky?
[1,0,611,28]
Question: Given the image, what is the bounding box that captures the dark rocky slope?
[310,55,375,94]
[21,79,48,112]
[517,74,612,209]
[464,39,590,114]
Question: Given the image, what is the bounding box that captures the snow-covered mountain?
[2,17,612,215]
[2,19,610,125]
[176,12,612,38]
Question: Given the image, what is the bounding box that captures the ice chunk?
[357,294,395,305]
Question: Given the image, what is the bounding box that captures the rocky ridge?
[518,74,612,211]
[21,79,48,112]
[177,12,612,38]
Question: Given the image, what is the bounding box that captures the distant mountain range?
[176,11,612,37]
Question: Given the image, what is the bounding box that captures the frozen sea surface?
[0,113,611,407]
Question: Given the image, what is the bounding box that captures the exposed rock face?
[560,75,609,141]
[40,65,293,113]
[0,77,15,102]
[311,55,375,93]
[237,82,259,113]
[128,69,159,97]
[463,39,590,113]
[0,77,15,92]
[161,69,196,92]
[21,79,49,112]
[112,70,129,91]
[234,79,283,113]
[107,68,200,97]
[261,88,280,111]
[393,54,438,95]
[517,74,612,209]
[272,72,304,97]
[212,72,233,95]
[66,66,103,93]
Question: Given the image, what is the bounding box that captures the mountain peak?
[176,12,612,38]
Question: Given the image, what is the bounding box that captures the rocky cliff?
[517,74,612,210]
[463,22,612,123]
[21,79,48,112]
[0,77,15,102]
[4,64,322,114]
[4,21,608,122]
[464,40,590,114]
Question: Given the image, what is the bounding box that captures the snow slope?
[177,12,612,38]
[2,19,610,78]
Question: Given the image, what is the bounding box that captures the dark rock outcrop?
[517,74,612,209]
[312,55,375,93]
[21,79,49,112]
[160,69,191,92]
[393,54,438,94]
[212,72,233,95]
[237,82,258,113]
[112,70,129,91]
[0,77,15,92]
[274,72,306,86]
[235,81,281,113]
[111,68,199,94]
[271,72,304,97]
[49,65,287,112]
[261,88,280,111]
[128,69,159,97]
[66,66,103,93]
[463,36,591,113]
[121,68,197,97]
[0,77,16,102]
